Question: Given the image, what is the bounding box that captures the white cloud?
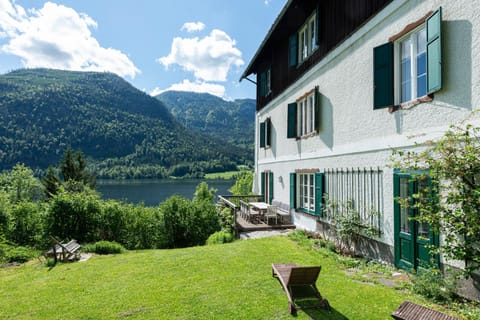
[0,0,140,78]
[150,79,226,98]
[181,21,205,33]
[157,29,244,82]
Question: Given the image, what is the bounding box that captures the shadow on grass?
[291,291,349,319]
[302,307,349,320]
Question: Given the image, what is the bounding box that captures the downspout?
[240,75,259,194]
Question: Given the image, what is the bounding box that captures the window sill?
[294,208,320,218]
[295,130,318,141]
[388,94,433,113]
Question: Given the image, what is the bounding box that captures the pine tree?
[59,147,96,189]
[42,166,60,198]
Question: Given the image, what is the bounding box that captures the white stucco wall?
[254,0,480,253]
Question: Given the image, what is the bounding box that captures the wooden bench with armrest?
[271,200,291,224]
[391,301,460,320]
[46,238,81,262]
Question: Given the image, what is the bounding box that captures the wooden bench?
[271,200,291,224]
[392,301,460,320]
[46,239,81,262]
[272,263,330,314]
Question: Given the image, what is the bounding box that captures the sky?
[0,0,287,100]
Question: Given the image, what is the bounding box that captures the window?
[289,9,319,67]
[298,173,315,212]
[287,87,320,139]
[400,27,427,103]
[259,66,271,97]
[322,168,384,236]
[261,171,273,204]
[298,13,317,64]
[289,171,323,216]
[259,118,271,148]
[373,8,442,109]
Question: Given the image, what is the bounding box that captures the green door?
[393,172,438,272]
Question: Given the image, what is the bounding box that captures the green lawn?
[0,236,468,319]
[204,171,239,179]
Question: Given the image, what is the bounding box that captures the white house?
[241,0,480,296]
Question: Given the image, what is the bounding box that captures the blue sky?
[0,0,286,100]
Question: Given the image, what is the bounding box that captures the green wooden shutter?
[314,86,321,132]
[289,34,298,67]
[287,102,297,138]
[259,71,266,97]
[269,171,274,204]
[290,173,296,209]
[373,42,394,109]
[261,171,266,202]
[314,172,324,216]
[265,118,271,147]
[427,7,442,94]
[259,121,265,148]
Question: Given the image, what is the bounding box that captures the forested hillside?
[156,91,255,152]
[0,69,251,178]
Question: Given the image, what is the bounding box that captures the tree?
[193,181,216,203]
[0,164,44,203]
[392,118,480,277]
[42,166,60,198]
[59,147,96,189]
[229,170,253,195]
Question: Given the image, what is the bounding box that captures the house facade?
[241,0,480,281]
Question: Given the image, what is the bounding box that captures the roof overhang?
[239,0,294,81]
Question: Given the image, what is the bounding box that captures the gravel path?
[239,229,292,239]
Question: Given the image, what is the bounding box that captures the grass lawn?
[204,171,239,179]
[0,236,470,319]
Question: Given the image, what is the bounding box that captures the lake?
[97,179,234,206]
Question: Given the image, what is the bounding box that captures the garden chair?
[272,263,330,315]
[264,205,278,224]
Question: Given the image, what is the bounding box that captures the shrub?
[0,241,37,263]
[219,207,235,234]
[8,201,46,247]
[44,257,56,268]
[98,200,129,244]
[83,241,124,255]
[413,268,456,303]
[161,186,221,248]
[206,231,234,245]
[47,190,102,243]
[123,205,165,250]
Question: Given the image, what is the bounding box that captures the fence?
[323,167,383,235]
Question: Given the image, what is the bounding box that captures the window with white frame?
[298,13,317,64]
[297,173,315,212]
[373,8,442,109]
[399,27,427,103]
[297,91,316,136]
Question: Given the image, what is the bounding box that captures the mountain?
[0,69,251,178]
[156,91,255,151]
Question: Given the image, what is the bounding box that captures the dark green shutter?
[289,34,298,67]
[265,118,271,147]
[427,7,442,94]
[373,42,394,109]
[314,86,321,132]
[290,173,296,209]
[269,172,274,204]
[261,172,265,202]
[287,102,297,138]
[259,72,266,97]
[259,121,265,148]
[314,172,324,216]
